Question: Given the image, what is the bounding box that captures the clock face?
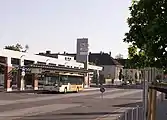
[80,43,86,47]
[78,41,88,55]
[80,43,88,51]
[80,48,83,51]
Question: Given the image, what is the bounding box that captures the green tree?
[4,44,29,52]
[5,43,23,52]
[127,45,147,68]
[124,0,167,72]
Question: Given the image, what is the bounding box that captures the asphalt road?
[0,87,142,120]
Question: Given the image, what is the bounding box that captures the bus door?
[68,76,76,91]
[60,75,69,90]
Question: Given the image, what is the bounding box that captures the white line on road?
[83,88,100,91]
[0,88,123,106]
[0,104,80,120]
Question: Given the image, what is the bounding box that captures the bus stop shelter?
[20,63,92,90]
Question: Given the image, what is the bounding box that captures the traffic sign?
[22,68,25,72]
[21,71,25,76]
[100,87,105,93]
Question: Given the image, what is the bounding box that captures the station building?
[0,49,102,92]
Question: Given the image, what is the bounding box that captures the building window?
[11,58,20,65]
[24,60,34,65]
[65,57,71,61]
[58,64,65,67]
[49,63,57,66]
[37,61,46,65]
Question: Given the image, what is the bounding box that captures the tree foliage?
[5,43,23,52]
[127,45,147,68]
[4,44,29,52]
[124,0,167,71]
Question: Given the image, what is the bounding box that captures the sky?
[0,0,131,58]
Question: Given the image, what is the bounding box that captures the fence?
[115,93,163,120]
[115,106,143,120]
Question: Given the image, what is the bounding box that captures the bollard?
[136,105,139,120]
[131,108,134,120]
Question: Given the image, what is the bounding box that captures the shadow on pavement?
[36,91,61,94]
[112,101,142,108]
[37,91,78,94]
[18,112,124,120]
[54,111,122,115]
[117,98,142,100]
[6,90,68,94]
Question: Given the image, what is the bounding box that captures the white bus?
[42,73,84,93]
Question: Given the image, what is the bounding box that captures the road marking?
[0,103,80,120]
[83,88,100,91]
[0,88,123,106]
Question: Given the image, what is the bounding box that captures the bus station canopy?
[22,63,93,74]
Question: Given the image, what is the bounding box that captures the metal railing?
[116,106,143,120]
[115,93,163,120]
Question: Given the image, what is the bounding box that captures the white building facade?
[0,49,102,91]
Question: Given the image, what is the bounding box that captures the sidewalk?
[156,99,167,120]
